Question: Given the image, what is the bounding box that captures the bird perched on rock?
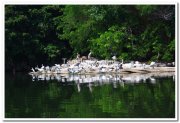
[112,56,117,61]
[88,52,92,60]
[150,61,156,69]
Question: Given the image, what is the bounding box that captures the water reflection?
[30,72,175,92]
[6,72,175,118]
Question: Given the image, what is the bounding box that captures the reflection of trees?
[58,79,175,118]
[5,74,175,118]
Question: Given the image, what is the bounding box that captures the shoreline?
[29,67,175,75]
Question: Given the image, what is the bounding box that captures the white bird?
[60,68,69,74]
[45,66,50,70]
[55,64,61,68]
[41,64,44,69]
[88,52,92,59]
[112,56,117,61]
[68,66,83,74]
[172,62,175,67]
[133,61,143,68]
[45,66,51,73]
[99,67,106,73]
[35,66,44,73]
[121,59,134,69]
[31,68,35,73]
[150,61,156,69]
[150,61,155,66]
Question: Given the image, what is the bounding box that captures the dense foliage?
[5,5,175,72]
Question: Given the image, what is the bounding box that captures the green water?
[5,73,175,118]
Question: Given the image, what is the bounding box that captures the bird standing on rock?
[76,53,80,60]
[88,52,92,60]
[150,61,156,69]
[31,68,35,73]
[112,56,117,61]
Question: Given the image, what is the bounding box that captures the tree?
[5,5,68,72]
[5,5,175,72]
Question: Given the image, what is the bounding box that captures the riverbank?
[29,67,175,75]
[120,67,175,73]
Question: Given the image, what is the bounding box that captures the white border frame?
[1,1,179,122]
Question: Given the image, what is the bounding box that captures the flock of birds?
[29,53,175,92]
[29,54,175,75]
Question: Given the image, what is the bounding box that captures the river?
[5,72,175,118]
